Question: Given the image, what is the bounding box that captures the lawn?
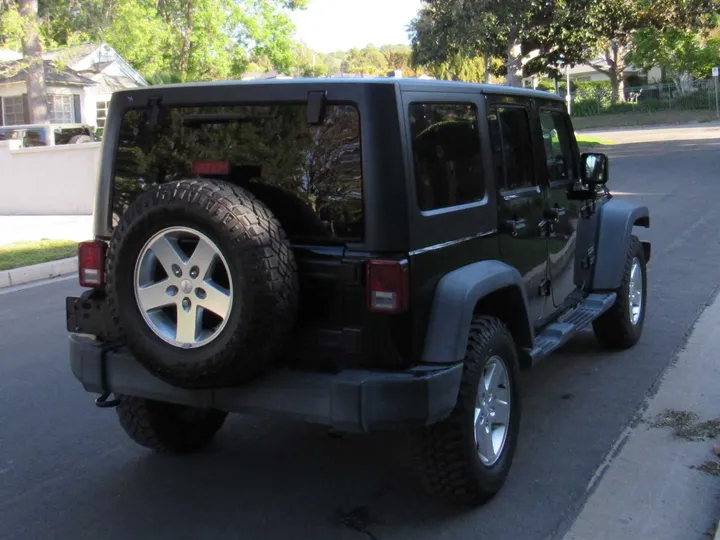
[0,239,78,272]
[575,134,615,147]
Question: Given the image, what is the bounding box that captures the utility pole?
[713,66,719,119]
[566,63,572,116]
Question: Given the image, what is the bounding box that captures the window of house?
[48,94,74,123]
[539,110,576,182]
[96,101,110,128]
[408,102,484,211]
[487,106,536,191]
[2,96,25,126]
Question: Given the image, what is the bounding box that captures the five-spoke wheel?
[135,226,233,348]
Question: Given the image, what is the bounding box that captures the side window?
[539,110,576,182]
[408,102,484,211]
[23,128,47,147]
[488,106,536,191]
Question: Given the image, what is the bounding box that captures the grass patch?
[576,134,615,147]
[0,239,78,272]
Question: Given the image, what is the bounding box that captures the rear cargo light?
[78,241,106,288]
[367,260,408,313]
[192,160,230,175]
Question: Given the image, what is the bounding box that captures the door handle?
[501,217,527,237]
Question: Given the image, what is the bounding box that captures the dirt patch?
[650,409,720,441]
[698,460,720,477]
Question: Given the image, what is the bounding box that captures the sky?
[290,0,423,53]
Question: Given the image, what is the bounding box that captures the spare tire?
[106,179,299,389]
[68,134,94,144]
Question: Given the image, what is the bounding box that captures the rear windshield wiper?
[182,113,274,126]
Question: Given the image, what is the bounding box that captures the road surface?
[1,126,720,540]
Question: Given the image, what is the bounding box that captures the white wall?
[0,82,26,99]
[0,140,101,215]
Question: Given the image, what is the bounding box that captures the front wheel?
[592,235,647,349]
[115,396,228,453]
[413,316,521,506]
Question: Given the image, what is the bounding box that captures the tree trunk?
[483,56,491,84]
[178,0,194,80]
[504,39,523,87]
[19,0,48,124]
[608,69,626,105]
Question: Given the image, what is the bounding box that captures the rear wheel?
[593,235,647,349]
[115,396,227,453]
[413,316,521,506]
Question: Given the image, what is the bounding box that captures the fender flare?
[422,260,533,364]
[592,198,650,291]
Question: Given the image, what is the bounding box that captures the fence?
[559,78,719,117]
[0,140,101,215]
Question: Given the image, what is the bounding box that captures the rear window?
[112,103,363,243]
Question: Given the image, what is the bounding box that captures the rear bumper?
[69,333,463,433]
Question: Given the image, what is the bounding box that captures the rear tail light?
[78,240,106,288]
[367,259,408,313]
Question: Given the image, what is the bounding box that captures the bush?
[571,98,601,117]
[673,93,710,110]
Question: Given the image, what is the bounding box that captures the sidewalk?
[563,295,720,540]
[0,215,93,245]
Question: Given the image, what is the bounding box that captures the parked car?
[66,79,650,506]
[0,123,97,148]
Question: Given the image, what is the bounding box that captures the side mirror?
[581,152,609,185]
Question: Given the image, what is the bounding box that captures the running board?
[526,293,617,366]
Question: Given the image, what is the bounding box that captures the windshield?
[112,103,363,243]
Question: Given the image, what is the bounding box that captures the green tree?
[409,0,584,86]
[4,0,308,82]
[324,51,347,74]
[577,0,717,103]
[628,27,720,94]
[104,1,171,79]
[346,45,387,76]
[380,44,411,72]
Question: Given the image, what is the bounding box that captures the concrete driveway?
[1,126,720,540]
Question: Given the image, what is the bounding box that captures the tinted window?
[539,110,576,182]
[488,107,535,191]
[112,104,363,243]
[408,103,484,211]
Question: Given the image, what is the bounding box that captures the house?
[0,43,147,129]
[565,58,662,85]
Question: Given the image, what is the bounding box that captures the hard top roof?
[113,77,564,102]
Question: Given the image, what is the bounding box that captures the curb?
[0,257,77,289]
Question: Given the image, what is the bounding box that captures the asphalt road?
[2,127,720,540]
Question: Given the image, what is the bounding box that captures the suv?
[66,79,650,506]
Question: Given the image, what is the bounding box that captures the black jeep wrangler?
[66,79,650,506]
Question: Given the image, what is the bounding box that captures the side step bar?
[527,292,617,366]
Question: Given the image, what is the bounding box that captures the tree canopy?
[409,0,719,100]
[1,0,308,82]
